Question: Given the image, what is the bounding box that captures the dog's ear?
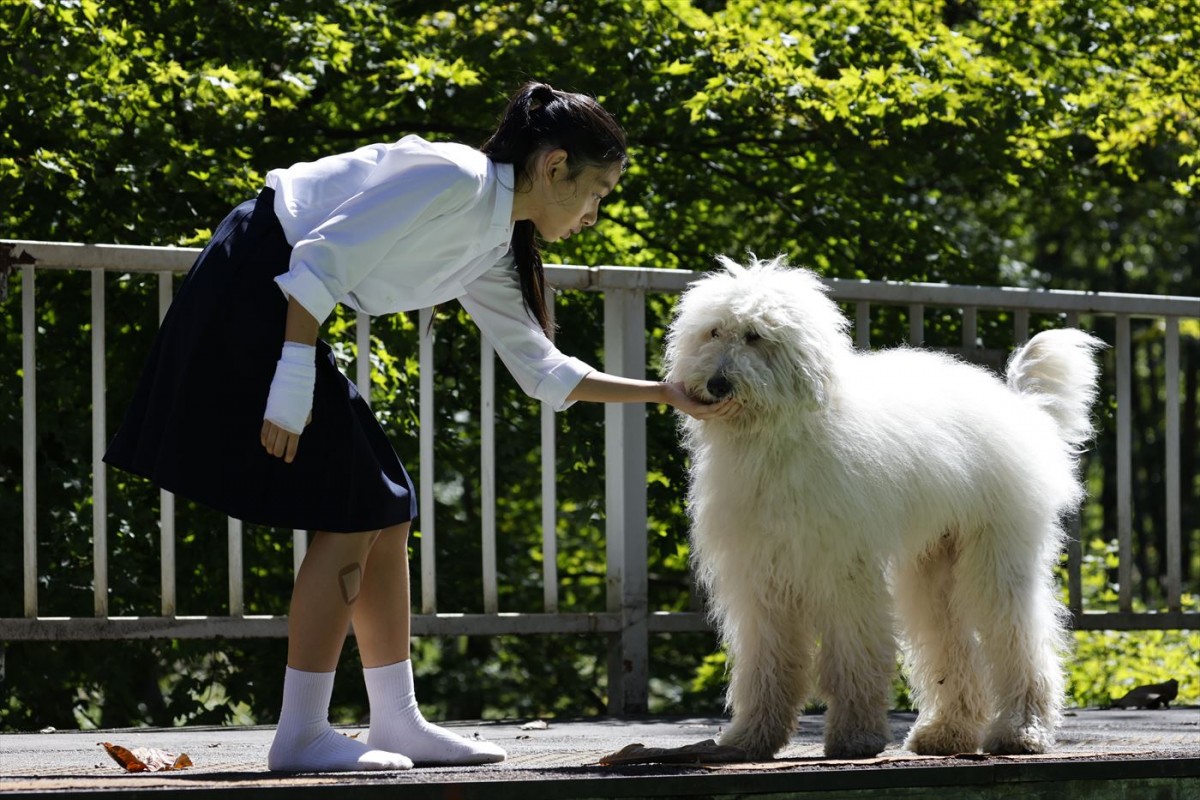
[772,327,835,410]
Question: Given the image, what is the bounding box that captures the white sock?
[267,667,413,772]
[364,660,506,766]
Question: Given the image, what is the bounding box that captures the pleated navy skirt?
[104,189,418,532]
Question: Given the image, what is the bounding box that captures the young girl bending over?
[106,81,736,773]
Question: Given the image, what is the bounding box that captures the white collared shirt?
[266,135,592,411]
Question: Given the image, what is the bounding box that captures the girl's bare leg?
[287,529,378,670]
[358,524,506,765]
[352,524,411,667]
[268,530,411,772]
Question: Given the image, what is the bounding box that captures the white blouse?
[266,135,592,411]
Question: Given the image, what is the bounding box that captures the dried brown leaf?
[100,742,193,772]
[599,739,748,766]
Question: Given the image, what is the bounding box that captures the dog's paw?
[982,721,1054,755]
[718,726,785,761]
[903,721,982,756]
[824,728,889,760]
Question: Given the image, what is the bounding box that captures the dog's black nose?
[706,374,733,399]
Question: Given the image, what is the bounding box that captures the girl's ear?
[542,148,570,183]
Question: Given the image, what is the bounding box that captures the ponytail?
[481,82,628,335]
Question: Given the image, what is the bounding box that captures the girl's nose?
[582,198,600,227]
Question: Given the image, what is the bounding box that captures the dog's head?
[664,254,852,420]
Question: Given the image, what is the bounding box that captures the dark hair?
[481,82,628,335]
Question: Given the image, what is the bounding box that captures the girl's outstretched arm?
[566,371,740,421]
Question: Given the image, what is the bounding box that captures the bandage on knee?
[338,563,363,605]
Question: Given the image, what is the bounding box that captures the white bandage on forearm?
[264,341,317,434]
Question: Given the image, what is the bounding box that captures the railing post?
[961,306,978,360]
[1115,314,1133,613]
[481,339,498,614]
[158,272,176,616]
[21,265,37,618]
[908,303,924,346]
[1066,512,1083,620]
[1164,317,1182,611]
[356,311,371,402]
[603,284,649,715]
[228,518,244,617]
[418,307,437,614]
[541,301,559,613]
[854,302,870,349]
[91,270,108,617]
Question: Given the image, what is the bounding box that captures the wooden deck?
[2,708,1197,798]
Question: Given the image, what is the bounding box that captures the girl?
[105,81,736,773]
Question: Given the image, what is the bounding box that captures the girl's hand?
[262,338,317,462]
[260,413,311,463]
[662,381,742,421]
[563,372,741,420]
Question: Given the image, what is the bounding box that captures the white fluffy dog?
[664,255,1103,760]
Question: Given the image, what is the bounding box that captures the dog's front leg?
[718,602,813,760]
[816,573,895,759]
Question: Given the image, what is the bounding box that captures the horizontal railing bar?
[822,278,1200,318]
[4,240,199,273]
[0,616,289,640]
[1069,612,1200,631]
[647,612,711,633]
[0,613,627,640]
[6,239,1198,317]
[410,612,622,636]
[5,610,1191,640]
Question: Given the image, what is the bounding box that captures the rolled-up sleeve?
[274,262,341,324]
[458,257,594,411]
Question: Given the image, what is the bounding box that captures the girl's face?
[528,152,623,243]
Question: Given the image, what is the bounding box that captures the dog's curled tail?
[1006,329,1106,450]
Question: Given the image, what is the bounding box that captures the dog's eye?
[745,331,762,343]
[710,328,720,339]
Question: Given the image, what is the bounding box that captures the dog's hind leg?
[718,599,813,760]
[816,566,894,759]
[895,534,989,755]
[959,522,1067,755]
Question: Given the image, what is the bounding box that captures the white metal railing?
[2,239,1197,715]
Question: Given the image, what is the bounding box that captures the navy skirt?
[104,189,418,532]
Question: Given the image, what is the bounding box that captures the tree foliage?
[2,0,1197,730]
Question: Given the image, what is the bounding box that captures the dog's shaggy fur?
[664,256,1104,760]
